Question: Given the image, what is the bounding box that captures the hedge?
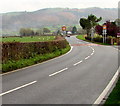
[2,36,68,64]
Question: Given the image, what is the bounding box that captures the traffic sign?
[62,26,66,31]
[103,25,107,30]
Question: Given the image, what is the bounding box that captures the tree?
[72,26,77,34]
[80,18,92,36]
[79,14,102,36]
[57,30,61,35]
[95,25,103,35]
[43,28,51,33]
[20,28,26,36]
[95,21,119,37]
[36,29,43,35]
[19,28,34,36]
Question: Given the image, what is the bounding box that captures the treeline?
[19,28,51,36]
[19,26,85,36]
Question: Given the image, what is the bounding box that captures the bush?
[93,34,103,43]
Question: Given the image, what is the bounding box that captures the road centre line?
[85,56,90,60]
[49,68,68,77]
[73,60,83,66]
[0,81,37,96]
[91,52,94,55]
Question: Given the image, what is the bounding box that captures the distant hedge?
[2,36,68,64]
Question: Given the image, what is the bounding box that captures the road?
[2,36,119,104]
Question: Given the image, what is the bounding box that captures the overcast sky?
[0,0,119,13]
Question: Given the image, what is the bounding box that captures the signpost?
[102,25,107,43]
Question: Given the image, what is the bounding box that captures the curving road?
[2,36,119,104]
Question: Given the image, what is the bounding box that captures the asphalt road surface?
[2,36,119,104]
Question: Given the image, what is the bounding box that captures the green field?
[2,36,55,42]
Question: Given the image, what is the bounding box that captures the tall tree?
[72,26,77,34]
[79,14,102,36]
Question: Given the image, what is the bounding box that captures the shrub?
[93,34,103,43]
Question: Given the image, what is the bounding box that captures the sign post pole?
[102,25,107,44]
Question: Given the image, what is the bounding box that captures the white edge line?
[0,81,37,96]
[49,68,68,77]
[93,67,120,104]
[73,60,83,66]
[1,45,73,76]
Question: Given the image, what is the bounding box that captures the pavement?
[1,36,119,104]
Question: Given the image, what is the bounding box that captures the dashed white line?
[49,68,68,77]
[85,56,90,60]
[0,81,37,96]
[73,60,83,66]
[91,52,94,55]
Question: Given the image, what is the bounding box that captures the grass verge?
[76,35,110,45]
[2,36,55,42]
[2,44,70,73]
[104,77,120,105]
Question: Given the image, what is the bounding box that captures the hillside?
[1,7,117,35]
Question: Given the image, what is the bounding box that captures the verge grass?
[2,36,55,42]
[76,35,110,45]
[2,44,70,73]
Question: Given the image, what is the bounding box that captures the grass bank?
[76,35,110,45]
[104,77,120,105]
[2,44,70,73]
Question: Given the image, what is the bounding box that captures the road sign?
[117,33,120,37]
[62,26,66,31]
[103,25,107,30]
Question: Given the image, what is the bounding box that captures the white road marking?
[91,52,94,55]
[94,67,119,104]
[73,60,83,66]
[0,81,37,96]
[65,46,73,55]
[49,68,68,77]
[85,56,90,60]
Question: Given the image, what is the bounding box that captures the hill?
[1,7,117,35]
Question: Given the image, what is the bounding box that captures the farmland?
[2,36,55,42]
